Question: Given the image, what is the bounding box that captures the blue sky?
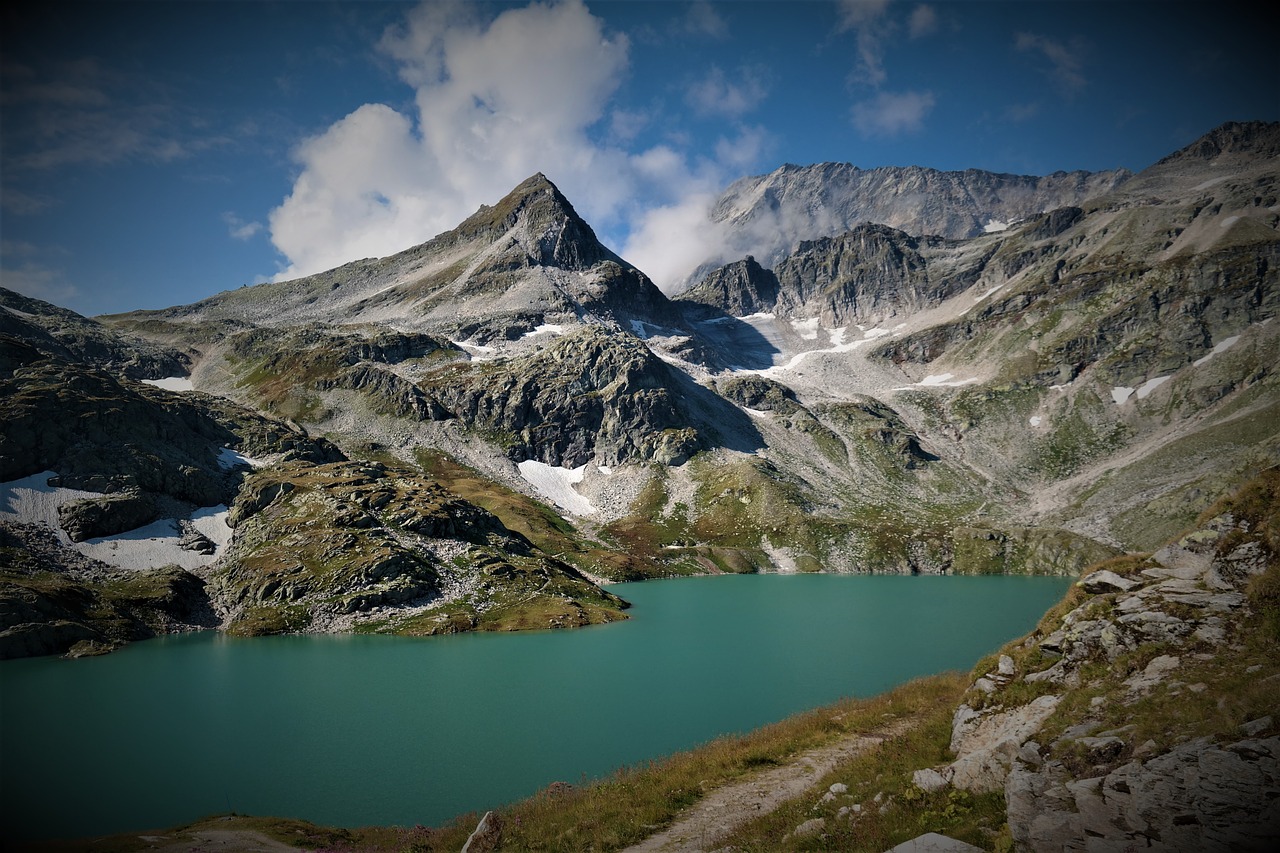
[1,0,1274,317]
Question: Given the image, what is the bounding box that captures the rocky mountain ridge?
[679,158,1133,288]
[3,121,1278,667]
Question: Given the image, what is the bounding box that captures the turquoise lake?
[0,574,1071,841]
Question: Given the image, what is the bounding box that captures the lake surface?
[0,574,1070,841]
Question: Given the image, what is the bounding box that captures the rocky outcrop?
[719,374,802,415]
[817,396,938,471]
[0,521,218,659]
[57,490,159,542]
[425,326,708,467]
[677,256,780,317]
[1,286,190,379]
[925,468,1280,850]
[950,527,1120,576]
[213,459,628,635]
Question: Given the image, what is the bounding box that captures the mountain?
[131,173,679,341]
[677,158,1133,289]
[3,119,1278,849]
[3,121,1277,659]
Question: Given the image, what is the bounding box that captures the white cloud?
[609,108,649,142]
[269,0,635,280]
[1015,32,1086,95]
[266,0,770,290]
[908,5,938,39]
[836,0,891,32]
[621,192,730,293]
[222,212,263,241]
[836,0,893,87]
[851,89,935,136]
[685,66,768,119]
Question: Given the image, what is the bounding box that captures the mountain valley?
[2,119,1278,851]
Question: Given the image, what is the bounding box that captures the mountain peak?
[451,173,618,270]
[1156,120,1280,166]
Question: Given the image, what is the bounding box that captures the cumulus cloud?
[1015,32,1087,95]
[851,89,935,136]
[269,0,636,280]
[685,66,769,119]
[266,0,771,290]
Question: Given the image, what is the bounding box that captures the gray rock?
[884,832,985,852]
[789,817,825,838]
[461,810,501,853]
[949,694,1061,793]
[1077,569,1140,594]
[1241,716,1273,738]
[912,768,951,792]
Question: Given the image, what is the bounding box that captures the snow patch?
[218,447,269,470]
[743,407,770,418]
[975,284,1003,302]
[597,465,612,476]
[1,472,99,538]
[76,508,231,571]
[1193,335,1241,366]
[791,317,821,340]
[1135,375,1170,400]
[0,472,231,570]
[983,219,1010,233]
[1111,386,1135,405]
[523,324,566,338]
[141,376,194,392]
[455,339,496,355]
[516,460,595,516]
[1029,416,1043,427]
[894,373,979,391]
[1220,215,1241,228]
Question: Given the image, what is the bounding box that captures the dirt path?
[622,718,916,852]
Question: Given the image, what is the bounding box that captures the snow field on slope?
[0,471,231,571]
[516,460,597,516]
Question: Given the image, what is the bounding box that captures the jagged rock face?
[2,286,190,379]
[425,326,703,467]
[678,256,780,317]
[0,358,339,504]
[692,159,1132,283]
[772,225,941,326]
